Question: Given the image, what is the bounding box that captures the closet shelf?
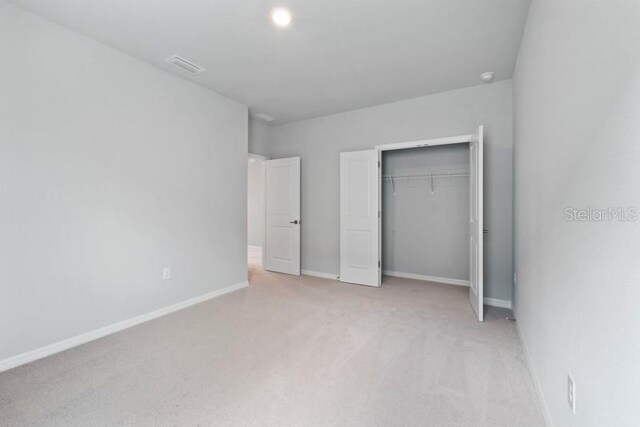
[382,170,470,180]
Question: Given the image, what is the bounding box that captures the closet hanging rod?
[382,171,470,180]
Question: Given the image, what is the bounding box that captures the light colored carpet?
[0,252,544,426]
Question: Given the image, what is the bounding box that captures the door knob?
[290,220,299,224]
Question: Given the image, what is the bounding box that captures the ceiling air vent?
[253,113,275,123]
[165,55,206,74]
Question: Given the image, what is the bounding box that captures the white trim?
[383,270,512,309]
[376,134,474,152]
[247,245,262,251]
[383,270,469,287]
[0,281,249,373]
[248,152,269,161]
[515,320,554,426]
[483,297,513,309]
[302,269,339,280]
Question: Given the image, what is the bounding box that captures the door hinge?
[378,161,381,167]
[378,210,381,218]
[378,261,381,268]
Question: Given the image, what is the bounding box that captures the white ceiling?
[11,0,530,124]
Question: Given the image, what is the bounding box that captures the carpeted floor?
[0,248,544,426]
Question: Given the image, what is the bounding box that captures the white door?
[265,157,300,275]
[340,150,381,287]
[469,126,484,321]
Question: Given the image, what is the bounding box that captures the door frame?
[375,133,474,152]
[248,152,269,161]
[248,152,269,270]
[374,128,483,320]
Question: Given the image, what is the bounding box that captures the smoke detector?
[165,55,206,74]
[480,71,495,83]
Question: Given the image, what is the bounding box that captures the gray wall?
[248,120,272,158]
[382,145,469,281]
[252,80,513,302]
[247,158,265,247]
[0,2,248,362]
[513,0,640,425]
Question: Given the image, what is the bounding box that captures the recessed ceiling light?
[271,8,292,28]
[480,71,495,83]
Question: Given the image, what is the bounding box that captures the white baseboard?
[383,270,469,287]
[515,319,554,426]
[0,280,249,373]
[301,269,339,280]
[383,270,512,309]
[483,297,513,309]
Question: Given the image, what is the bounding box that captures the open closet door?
[340,150,381,287]
[469,126,484,321]
[265,157,301,275]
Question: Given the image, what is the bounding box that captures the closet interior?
[381,144,470,285]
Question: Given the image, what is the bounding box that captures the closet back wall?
[382,145,470,282]
[250,80,514,303]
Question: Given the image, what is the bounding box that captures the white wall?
[0,2,248,363]
[382,145,469,281]
[247,158,265,247]
[252,81,514,302]
[513,0,640,425]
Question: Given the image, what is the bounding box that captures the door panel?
[468,126,484,321]
[265,157,300,275]
[340,150,380,287]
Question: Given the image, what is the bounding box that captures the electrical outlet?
[162,267,171,280]
[567,375,576,414]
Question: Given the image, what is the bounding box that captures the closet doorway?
[340,127,484,320]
